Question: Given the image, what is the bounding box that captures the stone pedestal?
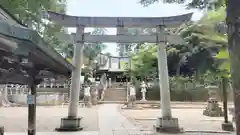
[55,117,83,131]
[84,96,92,107]
[91,91,98,105]
[203,99,223,117]
[155,117,183,133]
[222,122,234,131]
[229,107,235,122]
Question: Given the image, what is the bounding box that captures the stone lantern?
[203,86,223,117]
[140,81,147,101]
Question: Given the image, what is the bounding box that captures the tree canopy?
[1,1,107,70]
[138,0,226,9]
[130,7,227,82]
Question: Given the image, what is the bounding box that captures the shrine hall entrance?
[108,71,130,82]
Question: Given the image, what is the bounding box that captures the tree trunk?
[227,0,240,134]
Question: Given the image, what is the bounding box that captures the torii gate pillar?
[155,26,182,133]
[56,26,84,131]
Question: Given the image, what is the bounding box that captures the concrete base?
[154,117,183,133]
[222,122,234,131]
[232,116,235,122]
[0,126,4,135]
[55,117,83,132]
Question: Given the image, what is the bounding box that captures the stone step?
[103,88,127,101]
[98,101,127,104]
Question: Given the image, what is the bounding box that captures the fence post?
[0,126,4,135]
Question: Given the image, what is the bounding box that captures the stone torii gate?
[47,11,192,133]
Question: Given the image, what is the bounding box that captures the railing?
[37,80,69,88]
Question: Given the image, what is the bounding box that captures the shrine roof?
[0,20,74,76]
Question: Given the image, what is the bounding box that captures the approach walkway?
[2,103,236,135]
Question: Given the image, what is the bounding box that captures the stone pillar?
[117,25,126,56]
[4,86,8,102]
[126,83,129,102]
[56,26,84,131]
[155,26,182,133]
[0,126,4,135]
[109,56,112,69]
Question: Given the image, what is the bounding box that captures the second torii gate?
[47,11,192,133]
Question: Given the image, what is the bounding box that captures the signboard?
[27,95,35,105]
[120,58,129,70]
[110,57,119,70]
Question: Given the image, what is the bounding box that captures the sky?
[66,0,203,56]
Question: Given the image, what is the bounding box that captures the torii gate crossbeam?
[56,33,184,44]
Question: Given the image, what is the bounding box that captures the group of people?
[82,79,148,107]
[82,81,99,107]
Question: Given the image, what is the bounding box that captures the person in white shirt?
[108,78,112,88]
[128,83,136,106]
[84,84,91,107]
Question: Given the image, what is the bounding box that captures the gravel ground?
[121,108,235,132]
[0,106,99,132]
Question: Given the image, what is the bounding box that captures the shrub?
[133,76,210,101]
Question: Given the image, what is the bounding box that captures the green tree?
[130,6,227,81]
[131,44,157,80]
[0,0,68,55]
[138,0,225,9]
[139,0,240,132]
[175,7,226,77]
[0,0,66,24]
[84,28,107,63]
[64,28,108,66]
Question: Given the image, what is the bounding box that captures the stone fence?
[10,93,66,105]
[0,84,68,106]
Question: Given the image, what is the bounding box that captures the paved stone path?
[98,104,153,135]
